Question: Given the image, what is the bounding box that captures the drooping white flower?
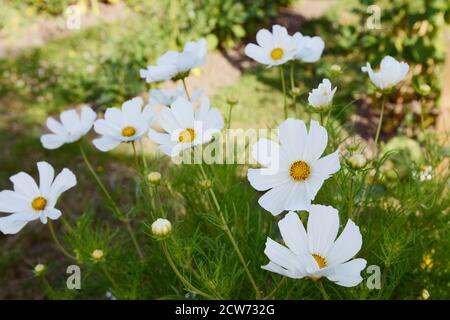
[291,32,325,63]
[361,56,409,90]
[93,97,153,152]
[0,161,76,235]
[262,206,367,287]
[140,38,207,83]
[248,119,340,215]
[148,96,224,157]
[245,25,297,67]
[308,79,337,110]
[40,106,97,150]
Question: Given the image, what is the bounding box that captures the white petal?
[48,168,76,206]
[148,129,172,145]
[258,181,294,216]
[279,118,308,161]
[284,182,311,211]
[245,44,270,65]
[104,107,124,127]
[80,106,97,133]
[159,107,181,133]
[93,136,121,152]
[304,120,328,162]
[94,119,118,136]
[261,262,296,278]
[278,211,309,256]
[0,215,29,235]
[251,138,281,168]
[247,168,290,191]
[37,161,55,197]
[312,149,340,178]
[264,237,297,270]
[0,190,30,213]
[307,205,339,256]
[327,219,363,266]
[326,258,367,287]
[171,97,195,128]
[46,117,66,135]
[122,97,144,124]
[256,28,273,48]
[46,208,62,220]
[40,134,67,150]
[10,172,40,199]
[60,109,81,134]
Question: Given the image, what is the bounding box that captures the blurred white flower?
[93,97,153,152]
[361,56,409,90]
[148,96,224,157]
[140,38,207,83]
[262,206,367,287]
[248,119,340,215]
[291,32,325,63]
[308,79,337,110]
[41,106,96,150]
[149,86,203,107]
[245,25,296,67]
[151,218,172,237]
[0,162,76,235]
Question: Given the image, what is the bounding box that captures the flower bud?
[151,218,172,237]
[290,87,301,97]
[147,171,161,186]
[349,153,367,169]
[421,289,430,300]
[330,64,342,76]
[199,179,212,190]
[418,84,431,96]
[34,263,46,277]
[91,249,104,262]
[226,95,239,106]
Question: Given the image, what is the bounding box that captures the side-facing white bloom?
[148,96,224,157]
[0,161,76,235]
[291,32,325,63]
[140,38,207,83]
[361,55,409,90]
[262,206,367,287]
[40,106,96,150]
[245,25,297,67]
[308,79,337,109]
[248,119,340,215]
[93,97,153,152]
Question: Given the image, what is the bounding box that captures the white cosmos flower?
[93,97,153,152]
[248,119,340,215]
[140,38,207,83]
[361,55,409,90]
[291,32,325,63]
[308,79,337,110]
[244,25,297,67]
[262,206,367,287]
[148,96,224,157]
[40,106,97,150]
[0,161,76,235]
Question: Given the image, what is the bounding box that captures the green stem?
[101,264,118,289]
[348,175,354,221]
[199,164,262,299]
[374,94,387,151]
[48,220,76,260]
[316,281,330,300]
[182,78,191,101]
[263,278,287,300]
[79,143,144,260]
[420,96,426,132]
[320,113,324,126]
[279,66,288,119]
[131,142,140,170]
[289,63,297,115]
[162,241,217,300]
[227,103,233,130]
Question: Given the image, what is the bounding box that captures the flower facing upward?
[248,119,340,215]
[93,97,153,152]
[262,206,367,287]
[361,56,409,90]
[245,25,297,67]
[0,161,76,235]
[140,38,207,83]
[291,32,325,63]
[308,79,337,110]
[41,106,97,150]
[148,96,224,157]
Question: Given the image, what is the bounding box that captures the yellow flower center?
[32,196,47,211]
[289,160,311,181]
[270,48,284,60]
[178,128,195,143]
[312,254,327,269]
[121,126,136,137]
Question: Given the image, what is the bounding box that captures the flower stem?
[289,63,297,113]
[263,278,287,300]
[420,96,426,132]
[131,142,140,170]
[316,281,330,300]
[279,66,288,119]
[227,102,234,130]
[182,78,191,101]
[162,241,217,300]
[79,143,144,260]
[48,220,76,260]
[199,164,262,299]
[374,94,387,151]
